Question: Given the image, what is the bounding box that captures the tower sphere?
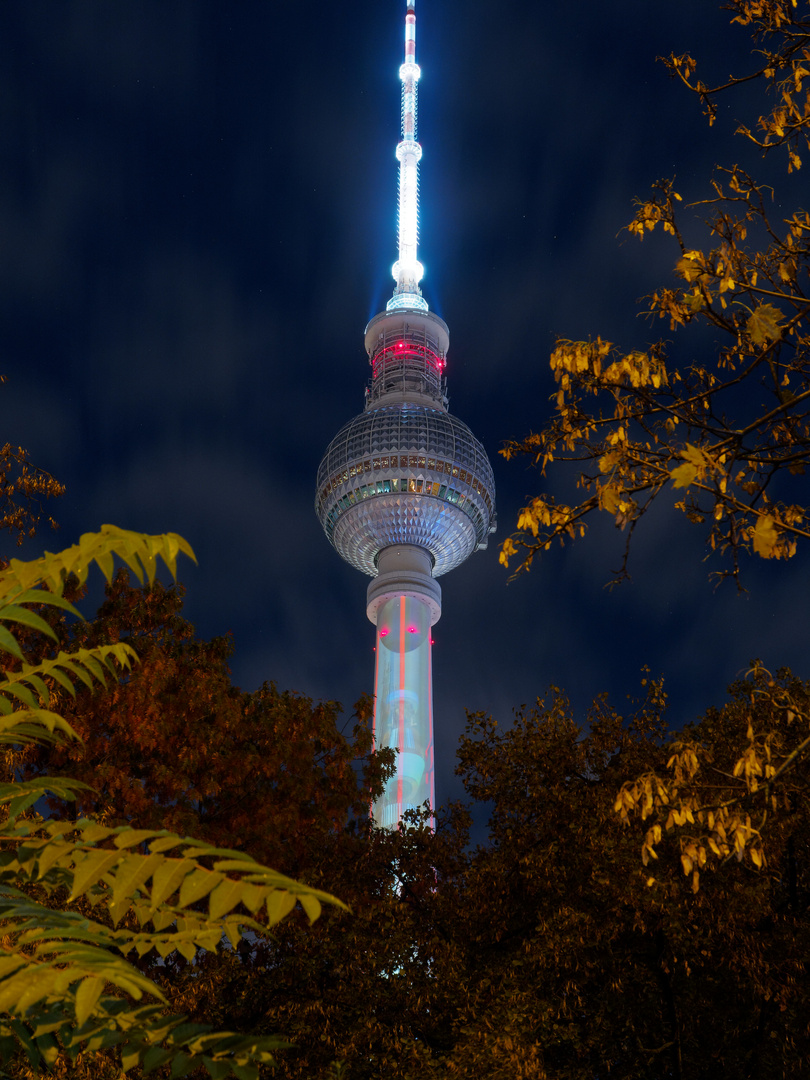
[316,306,495,580]
[316,400,495,579]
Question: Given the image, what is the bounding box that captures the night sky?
[2,1,808,811]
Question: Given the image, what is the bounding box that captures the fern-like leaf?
[0,708,81,746]
[0,528,337,1078]
[0,644,138,713]
[2,818,346,938]
[1,525,196,600]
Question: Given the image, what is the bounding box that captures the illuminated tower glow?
[316,0,495,829]
[389,0,425,312]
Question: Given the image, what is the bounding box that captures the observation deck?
[315,304,496,579]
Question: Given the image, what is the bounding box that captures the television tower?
[315,0,495,829]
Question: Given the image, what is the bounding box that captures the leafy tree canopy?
[7,534,809,1078]
[203,669,810,1079]
[31,587,809,1080]
[20,569,390,880]
[0,433,63,549]
[500,0,810,586]
[0,526,345,1080]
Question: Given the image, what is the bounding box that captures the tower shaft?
[368,546,438,828]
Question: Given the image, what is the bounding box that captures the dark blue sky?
[2,1,807,810]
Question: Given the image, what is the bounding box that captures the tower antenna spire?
[389,0,427,313]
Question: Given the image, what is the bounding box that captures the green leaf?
[142,1045,174,1073]
[265,890,296,924]
[0,626,23,661]
[111,853,164,906]
[0,527,345,1079]
[208,878,246,920]
[69,849,123,900]
[1,684,37,709]
[150,858,195,908]
[8,1018,39,1066]
[178,868,224,909]
[114,829,163,850]
[170,1052,196,1078]
[0,588,80,618]
[75,977,104,1027]
[34,1031,59,1067]
[148,835,185,854]
[78,821,115,843]
[298,893,323,923]
[239,884,268,914]
[0,956,27,979]
[0,604,57,640]
[0,708,80,747]
[121,1045,141,1072]
[175,940,198,963]
[202,1058,234,1080]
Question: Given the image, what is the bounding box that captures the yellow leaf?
[747,303,784,345]
[599,483,620,514]
[752,514,778,558]
[499,537,517,568]
[75,976,104,1027]
[266,889,297,925]
[676,252,703,282]
[208,877,246,921]
[670,463,697,489]
[178,867,223,909]
[69,850,122,901]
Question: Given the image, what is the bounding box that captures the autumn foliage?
[0,438,63,549]
[164,670,810,1079]
[25,571,387,879]
[23,577,810,1079]
[0,528,343,1079]
[501,0,810,584]
[3,530,809,1077]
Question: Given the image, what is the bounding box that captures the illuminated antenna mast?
[388,0,428,313]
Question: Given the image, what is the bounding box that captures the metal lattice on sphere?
[316,402,495,577]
